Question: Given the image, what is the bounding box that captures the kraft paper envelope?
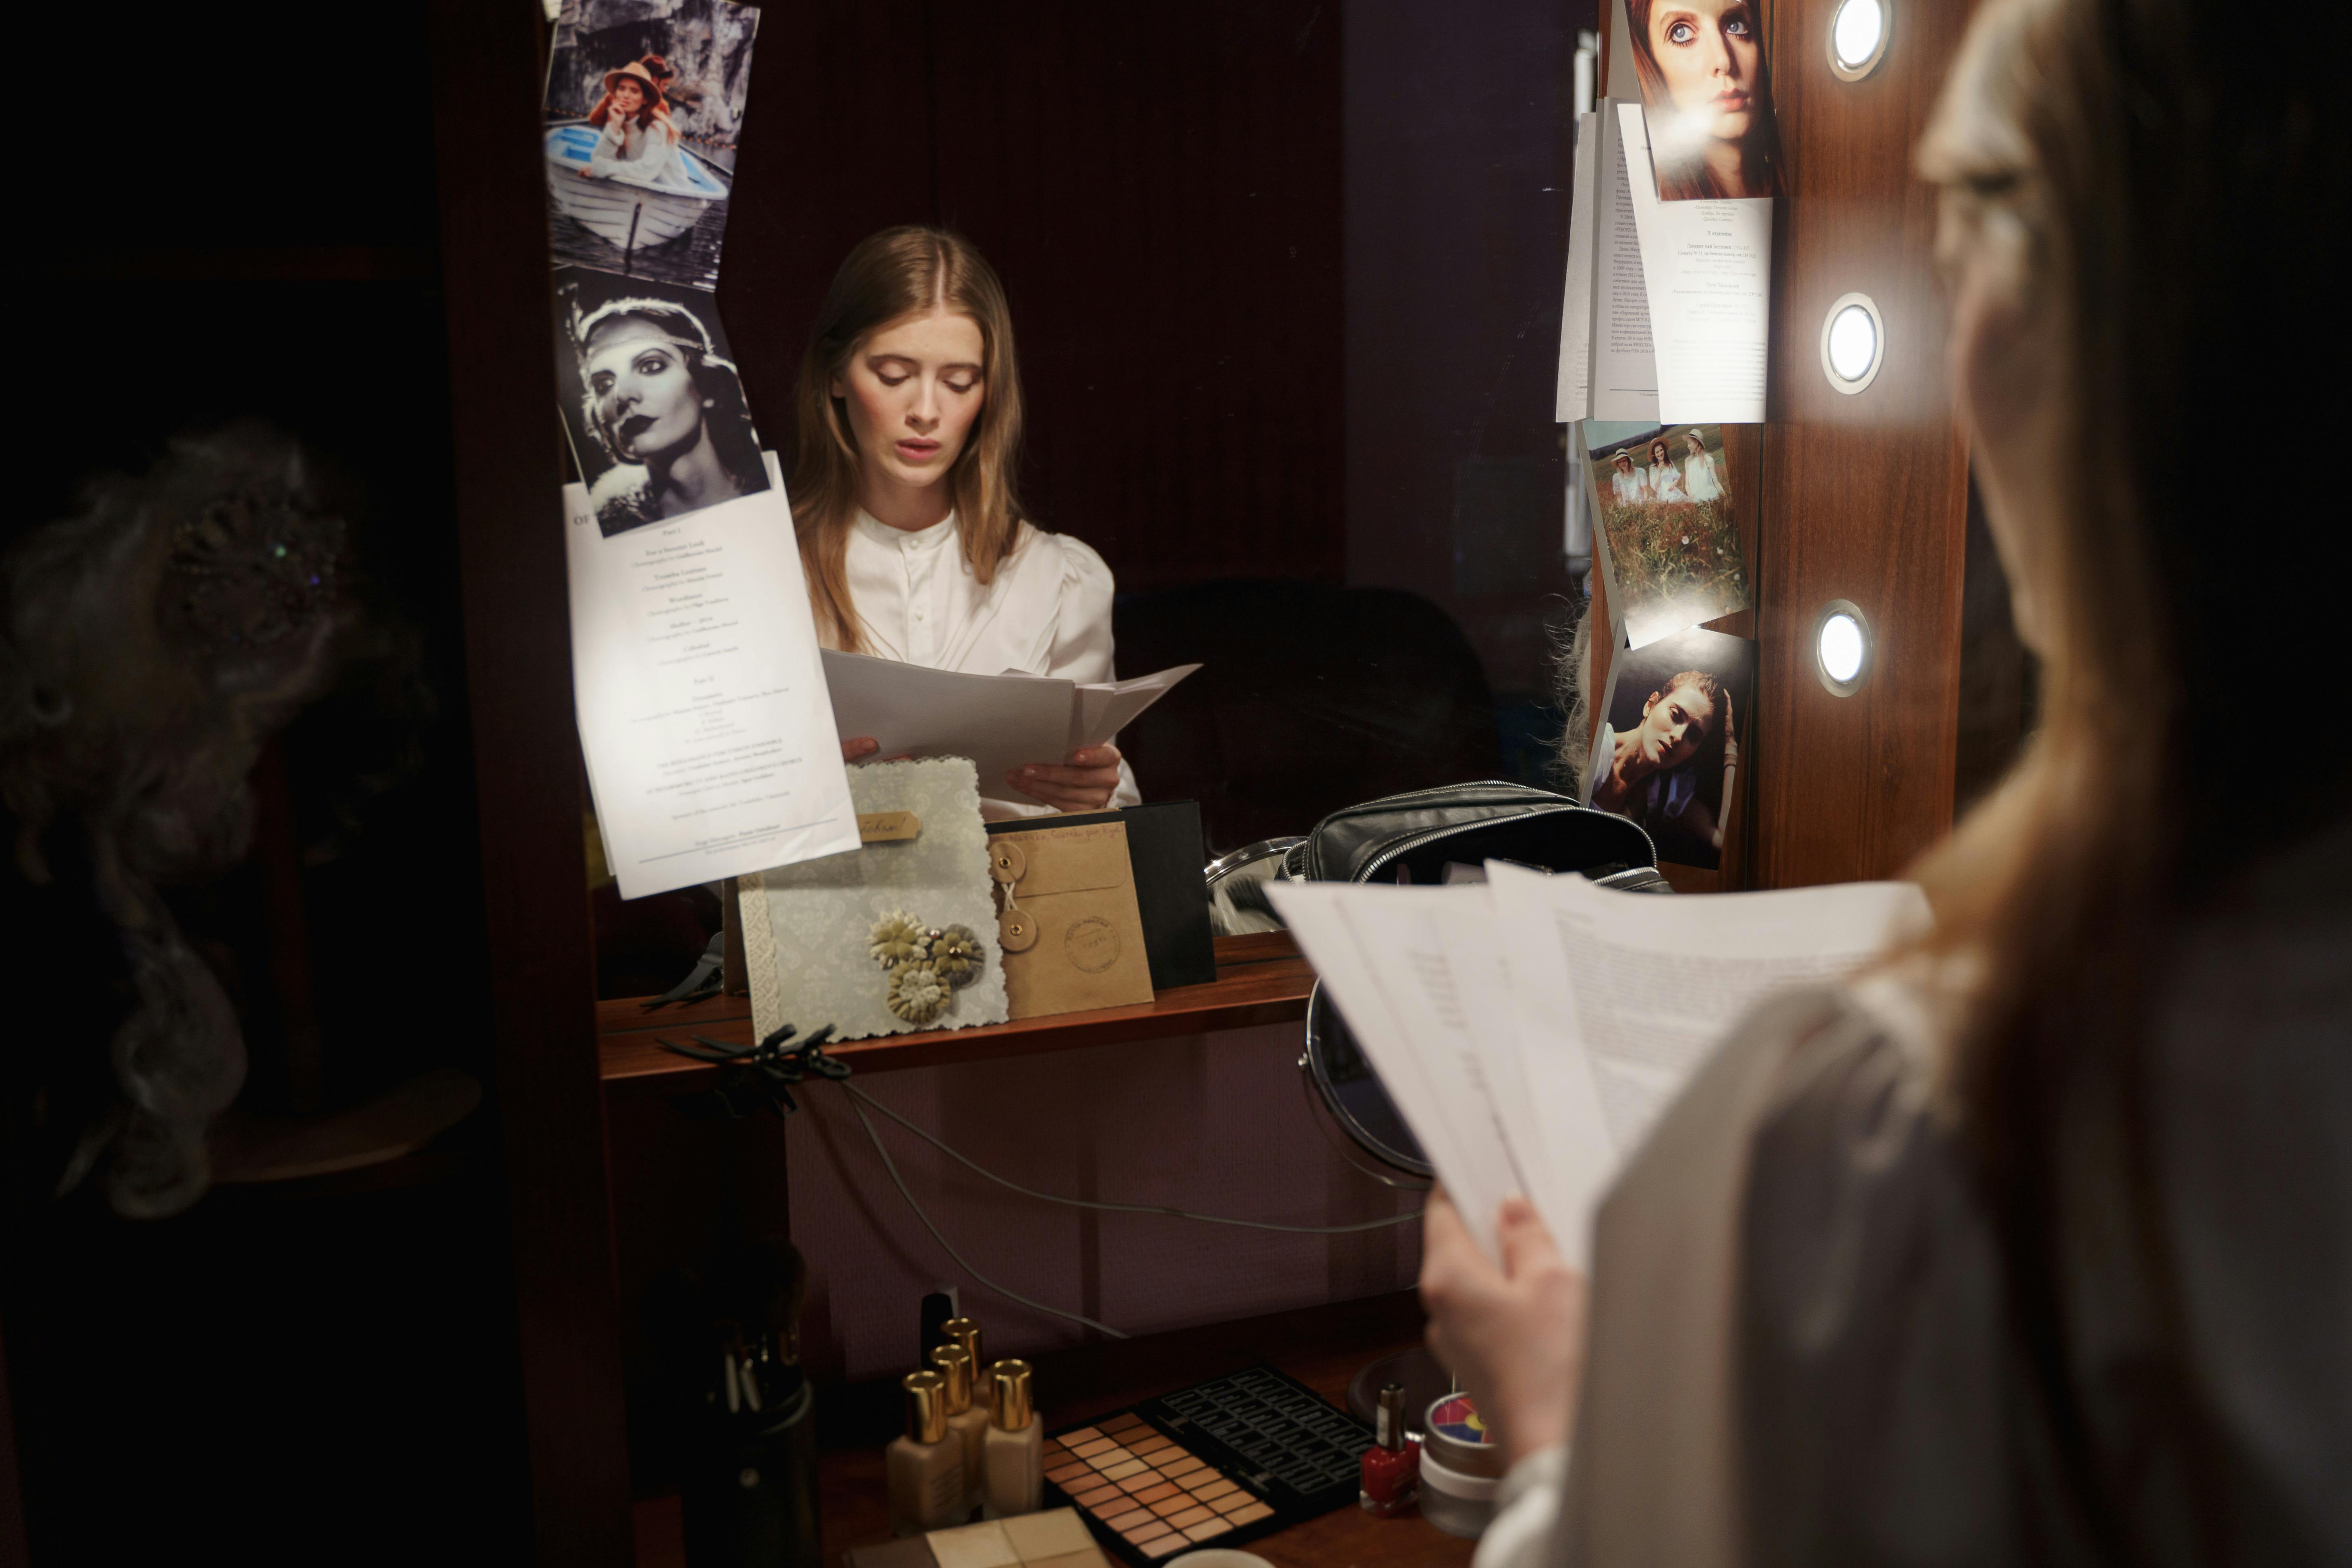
[994,819,1155,1020]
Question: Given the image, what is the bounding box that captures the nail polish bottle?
[886,1371,967,1536]
[930,1343,991,1514]
[980,1359,1043,1519]
[1358,1382,1420,1517]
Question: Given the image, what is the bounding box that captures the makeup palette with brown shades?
[1042,1366,1373,1565]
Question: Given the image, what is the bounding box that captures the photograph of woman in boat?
[1628,0,1783,201]
[553,270,770,537]
[583,62,688,189]
[1583,625,1752,870]
[1581,420,1748,649]
[542,0,759,292]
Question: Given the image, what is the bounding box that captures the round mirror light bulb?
[1827,306,1877,382]
[1818,613,1865,684]
[1832,0,1884,70]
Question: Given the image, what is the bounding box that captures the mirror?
[704,2,1598,858]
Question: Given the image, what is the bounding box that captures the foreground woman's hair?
[1913,0,2348,1541]
[788,226,1028,652]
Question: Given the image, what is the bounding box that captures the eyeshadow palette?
[1042,1365,1373,1565]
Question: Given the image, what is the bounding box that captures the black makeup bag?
[1296,779,1659,888]
[1291,781,1666,1177]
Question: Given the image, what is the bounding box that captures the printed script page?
[1619,101,1772,425]
[1486,864,1931,1234]
[1556,110,1602,423]
[1268,882,1530,1263]
[1591,104,1663,423]
[566,454,859,900]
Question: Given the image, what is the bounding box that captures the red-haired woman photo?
[1627,0,1781,199]
[582,59,689,190]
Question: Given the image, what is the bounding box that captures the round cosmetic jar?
[1419,1393,1503,1539]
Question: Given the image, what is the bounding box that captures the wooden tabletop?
[601,932,1315,1085]
[632,1291,1473,1568]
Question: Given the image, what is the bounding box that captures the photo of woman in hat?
[1627,0,1782,200]
[1609,448,1647,507]
[1645,435,1690,505]
[582,59,691,190]
[569,291,768,536]
[1680,425,1725,503]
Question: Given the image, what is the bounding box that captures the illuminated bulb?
[1826,305,1878,383]
[1832,0,1885,70]
[1818,613,1866,685]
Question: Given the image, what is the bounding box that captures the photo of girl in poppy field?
[1582,420,1750,650]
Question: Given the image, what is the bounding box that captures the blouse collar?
[854,508,959,553]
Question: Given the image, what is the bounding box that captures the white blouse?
[836,510,1143,819]
[1683,449,1725,503]
[587,115,689,189]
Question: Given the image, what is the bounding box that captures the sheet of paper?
[1556,111,1601,424]
[1487,862,1928,1183]
[822,650,1071,786]
[566,453,861,900]
[1269,882,1526,1261]
[1074,664,1202,750]
[1618,101,1772,424]
[1429,901,1607,1259]
[1592,105,1663,422]
[824,652,1197,785]
[1272,864,1930,1270]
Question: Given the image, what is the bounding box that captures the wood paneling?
[1746,2,1976,888]
[427,0,633,1560]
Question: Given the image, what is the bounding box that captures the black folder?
[986,801,1217,991]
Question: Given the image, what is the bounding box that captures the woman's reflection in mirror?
[786,227,1136,816]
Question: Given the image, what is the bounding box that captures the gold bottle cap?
[903,1369,947,1444]
[929,1344,973,1414]
[941,1317,982,1381]
[988,1359,1034,1432]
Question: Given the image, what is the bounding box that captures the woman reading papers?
[789,227,1136,818]
[1420,0,2352,1560]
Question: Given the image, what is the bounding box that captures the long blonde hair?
[788,227,1029,652]
[1912,0,2346,1543]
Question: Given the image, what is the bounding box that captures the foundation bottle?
[981,1359,1043,1519]
[930,1343,991,1512]
[886,1370,967,1536]
[940,1317,983,1387]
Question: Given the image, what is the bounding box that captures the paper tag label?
[857,811,921,843]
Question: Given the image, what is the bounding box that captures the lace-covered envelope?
[737,758,1008,1042]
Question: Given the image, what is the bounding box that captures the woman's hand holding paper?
[1006,743,1123,812]
[1419,1187,1588,1466]
[843,737,880,762]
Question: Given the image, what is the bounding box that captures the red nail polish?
[1359,1383,1420,1517]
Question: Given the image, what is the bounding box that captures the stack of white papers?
[1556,101,1774,427]
[819,651,1200,789]
[1267,868,1928,1266]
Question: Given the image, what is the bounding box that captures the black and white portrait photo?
[553,268,771,538]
